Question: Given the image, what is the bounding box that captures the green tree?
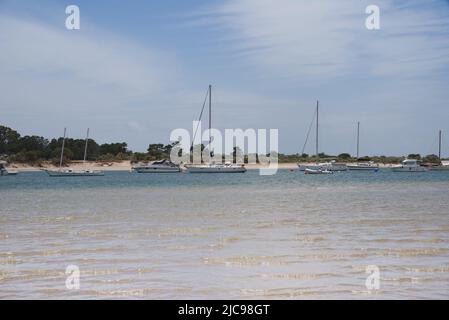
[100,143,128,156]
[338,153,352,160]
[147,143,165,160]
[423,154,440,163]
[0,126,21,154]
[407,154,421,160]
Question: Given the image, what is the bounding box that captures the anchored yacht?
[298,160,347,172]
[185,162,246,173]
[133,159,180,173]
[392,159,427,172]
[347,161,379,171]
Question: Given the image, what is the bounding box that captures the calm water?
[1,170,448,299]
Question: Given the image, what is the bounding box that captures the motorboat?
[298,160,347,172]
[347,161,379,171]
[46,169,104,176]
[185,162,246,173]
[392,159,427,172]
[304,168,333,175]
[133,159,180,173]
[0,161,18,176]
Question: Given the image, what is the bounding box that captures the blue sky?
[1,0,449,156]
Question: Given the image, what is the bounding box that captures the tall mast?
[209,84,212,149]
[59,127,66,170]
[357,121,360,159]
[316,100,319,157]
[84,128,90,163]
[439,130,442,161]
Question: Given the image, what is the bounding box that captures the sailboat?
[347,122,379,171]
[185,85,246,173]
[297,101,346,172]
[46,128,104,177]
[429,130,449,171]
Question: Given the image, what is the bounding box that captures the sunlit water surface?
[1,170,448,299]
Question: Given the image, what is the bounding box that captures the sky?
[1,0,449,156]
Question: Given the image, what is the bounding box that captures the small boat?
[0,161,18,176]
[347,161,379,171]
[430,161,449,171]
[429,131,449,171]
[304,168,333,174]
[133,159,180,173]
[185,162,246,173]
[392,159,427,172]
[429,164,449,171]
[298,160,347,172]
[46,169,104,177]
[46,128,104,177]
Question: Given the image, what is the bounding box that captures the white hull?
[391,167,427,172]
[347,164,379,171]
[391,159,427,172]
[186,165,246,173]
[304,168,333,175]
[0,169,18,176]
[298,163,347,172]
[134,167,180,173]
[46,170,104,177]
[430,166,449,171]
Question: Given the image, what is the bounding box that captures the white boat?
[0,161,18,176]
[298,160,347,172]
[392,159,427,172]
[185,85,246,174]
[46,128,104,177]
[347,161,379,171]
[304,168,333,175]
[186,162,246,173]
[297,102,346,172]
[46,169,104,176]
[346,122,379,171]
[429,131,449,171]
[429,164,449,171]
[133,159,180,173]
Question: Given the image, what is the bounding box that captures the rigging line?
[191,88,210,148]
[301,108,317,155]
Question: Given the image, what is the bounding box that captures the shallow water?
[0,170,448,299]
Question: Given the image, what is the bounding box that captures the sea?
[0,169,448,299]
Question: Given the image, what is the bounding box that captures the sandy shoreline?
[6,161,397,172]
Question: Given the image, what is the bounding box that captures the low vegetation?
[0,125,443,164]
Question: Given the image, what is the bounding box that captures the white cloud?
[193,0,449,81]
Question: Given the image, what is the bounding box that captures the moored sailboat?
[297,101,346,172]
[185,85,246,173]
[347,122,379,171]
[46,128,104,177]
[429,130,449,171]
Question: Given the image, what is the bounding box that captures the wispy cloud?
[192,0,449,81]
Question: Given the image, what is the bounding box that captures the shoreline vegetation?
[1,124,445,172]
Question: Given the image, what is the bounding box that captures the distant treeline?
[0,125,442,164]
